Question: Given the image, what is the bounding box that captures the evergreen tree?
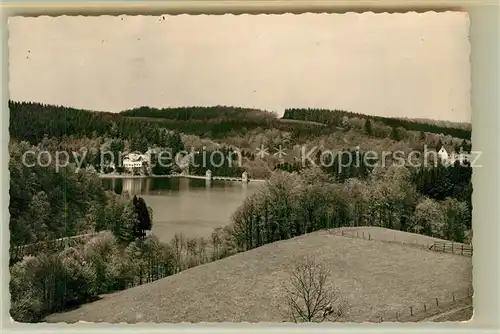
[110,139,125,167]
[168,132,184,156]
[133,196,152,239]
[419,131,426,141]
[364,119,372,135]
[390,127,400,141]
[137,137,149,153]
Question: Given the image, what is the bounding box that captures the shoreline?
[98,173,268,183]
[98,174,173,179]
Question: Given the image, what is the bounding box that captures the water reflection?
[102,177,253,196]
[102,177,262,242]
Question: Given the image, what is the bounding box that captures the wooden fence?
[429,241,473,257]
[331,229,432,250]
[329,229,473,322]
[331,229,472,257]
[372,286,473,322]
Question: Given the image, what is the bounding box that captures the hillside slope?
[45,228,472,323]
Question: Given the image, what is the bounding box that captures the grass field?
[330,226,463,245]
[331,227,472,257]
[45,228,472,323]
[277,118,327,127]
[428,306,473,322]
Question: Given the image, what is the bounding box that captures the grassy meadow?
[45,228,472,323]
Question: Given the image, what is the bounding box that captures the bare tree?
[210,228,222,261]
[170,233,186,273]
[284,256,349,323]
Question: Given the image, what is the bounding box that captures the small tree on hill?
[284,256,349,323]
[364,119,373,136]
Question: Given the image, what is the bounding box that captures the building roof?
[123,153,148,162]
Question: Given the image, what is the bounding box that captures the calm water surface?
[102,177,263,243]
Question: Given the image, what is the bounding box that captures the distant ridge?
[9,101,471,144]
[282,108,471,140]
[395,117,471,131]
[119,105,278,122]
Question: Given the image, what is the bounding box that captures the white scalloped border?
[5,9,473,327]
[7,10,468,20]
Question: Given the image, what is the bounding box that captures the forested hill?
[9,101,156,145]
[8,101,323,144]
[396,117,471,131]
[8,101,282,144]
[120,105,277,122]
[282,108,471,140]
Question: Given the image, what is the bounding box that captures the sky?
[8,12,471,122]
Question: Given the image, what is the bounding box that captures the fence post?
[410,306,413,316]
[436,298,439,307]
[369,233,371,240]
[452,242,454,253]
[357,231,359,238]
[423,303,427,312]
[461,244,464,255]
[452,292,455,302]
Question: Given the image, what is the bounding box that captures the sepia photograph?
[8,12,474,324]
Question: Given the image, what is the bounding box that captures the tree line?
[276,149,377,182]
[8,101,381,150]
[283,108,471,140]
[120,105,277,121]
[10,102,471,154]
[189,147,246,177]
[9,101,280,144]
[9,101,174,147]
[229,167,471,252]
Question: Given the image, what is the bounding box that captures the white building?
[438,147,471,165]
[122,152,151,172]
[437,147,449,161]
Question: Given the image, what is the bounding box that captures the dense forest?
[8,100,473,323]
[9,141,157,249]
[189,147,246,177]
[9,101,284,143]
[120,105,277,121]
[9,101,185,146]
[230,167,471,251]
